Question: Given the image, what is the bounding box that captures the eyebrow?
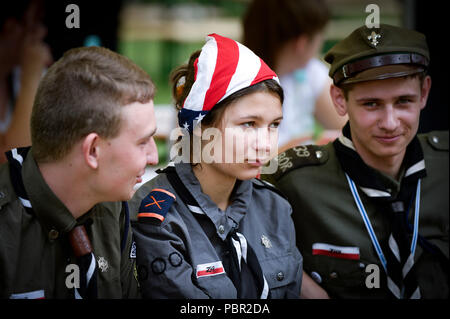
[139,127,157,141]
[238,115,283,121]
[356,94,419,103]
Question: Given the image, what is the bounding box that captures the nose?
[253,127,275,156]
[146,137,159,166]
[378,105,399,131]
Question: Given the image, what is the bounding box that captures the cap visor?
[341,64,425,85]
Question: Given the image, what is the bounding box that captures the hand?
[300,272,330,299]
[20,24,53,85]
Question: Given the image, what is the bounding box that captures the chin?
[234,166,260,180]
[115,188,136,202]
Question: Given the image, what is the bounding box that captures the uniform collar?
[22,149,77,234]
[174,163,253,240]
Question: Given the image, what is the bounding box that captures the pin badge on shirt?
[261,235,272,248]
[97,256,109,272]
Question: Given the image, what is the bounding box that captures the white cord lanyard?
[345,173,421,273]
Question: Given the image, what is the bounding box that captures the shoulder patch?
[426,131,449,151]
[137,188,176,223]
[262,145,328,183]
[252,178,288,200]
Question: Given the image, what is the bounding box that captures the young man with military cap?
[0,46,159,298]
[264,24,448,299]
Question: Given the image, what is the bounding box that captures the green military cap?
[325,24,429,85]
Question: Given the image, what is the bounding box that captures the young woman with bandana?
[129,34,303,299]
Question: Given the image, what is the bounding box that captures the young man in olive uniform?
[0,46,159,298]
[264,24,448,299]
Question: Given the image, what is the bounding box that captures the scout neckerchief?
[6,147,98,299]
[160,166,269,299]
[333,123,426,299]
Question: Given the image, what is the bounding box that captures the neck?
[38,159,97,220]
[192,164,236,211]
[352,142,405,180]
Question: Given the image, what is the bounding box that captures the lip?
[245,159,267,167]
[136,172,145,184]
[374,135,401,143]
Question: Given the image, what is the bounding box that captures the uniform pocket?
[260,254,296,298]
[305,249,371,292]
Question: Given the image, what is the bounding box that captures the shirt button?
[276,271,284,281]
[48,229,59,240]
[329,271,338,279]
[310,271,322,284]
[218,225,225,234]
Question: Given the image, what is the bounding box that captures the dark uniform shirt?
[129,163,303,298]
[265,131,449,298]
[0,150,140,298]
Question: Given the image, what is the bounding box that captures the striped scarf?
[6,147,98,299]
[333,123,426,299]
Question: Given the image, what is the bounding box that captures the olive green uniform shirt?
[266,131,448,298]
[0,150,140,298]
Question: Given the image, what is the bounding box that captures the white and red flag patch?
[312,243,360,260]
[196,261,225,278]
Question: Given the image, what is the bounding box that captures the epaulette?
[261,144,329,183]
[425,131,449,151]
[252,178,288,200]
[137,188,176,225]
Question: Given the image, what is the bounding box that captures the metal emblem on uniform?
[367,31,381,47]
[261,235,272,249]
[130,241,136,259]
[97,256,109,272]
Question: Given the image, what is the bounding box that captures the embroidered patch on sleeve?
[196,261,225,278]
[312,243,360,260]
[137,188,176,223]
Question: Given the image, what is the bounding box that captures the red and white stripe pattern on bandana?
[312,243,360,260]
[178,33,279,133]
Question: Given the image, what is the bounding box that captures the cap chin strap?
[333,52,428,85]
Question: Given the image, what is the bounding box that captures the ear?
[330,84,348,116]
[419,75,432,110]
[82,133,100,169]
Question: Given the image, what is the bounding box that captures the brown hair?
[243,0,330,69]
[31,46,155,163]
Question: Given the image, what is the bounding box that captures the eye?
[397,98,412,105]
[241,122,255,128]
[138,137,151,147]
[269,121,281,129]
[363,101,378,108]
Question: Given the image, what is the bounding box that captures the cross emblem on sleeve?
[145,196,165,210]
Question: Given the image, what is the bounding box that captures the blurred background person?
[0,0,52,163]
[243,0,346,152]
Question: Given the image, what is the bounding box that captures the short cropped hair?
[31,46,155,163]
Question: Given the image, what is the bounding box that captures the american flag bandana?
[178,33,279,133]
